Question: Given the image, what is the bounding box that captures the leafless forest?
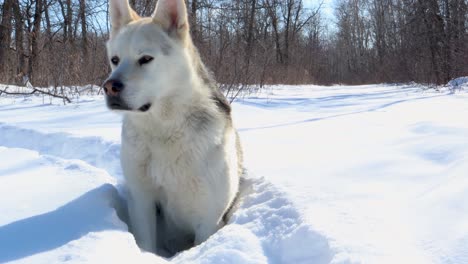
[0,0,467,89]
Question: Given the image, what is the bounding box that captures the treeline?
[0,0,109,87]
[0,0,467,88]
[332,0,468,84]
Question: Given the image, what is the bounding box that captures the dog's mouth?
[106,95,151,113]
[106,96,131,111]
[138,103,152,112]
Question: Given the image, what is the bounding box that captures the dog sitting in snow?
[103,0,242,256]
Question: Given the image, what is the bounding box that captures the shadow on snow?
[239,94,446,132]
[0,184,127,263]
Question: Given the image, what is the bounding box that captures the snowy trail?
[1,84,467,263]
[0,124,123,179]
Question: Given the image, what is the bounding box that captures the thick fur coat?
[104,0,242,256]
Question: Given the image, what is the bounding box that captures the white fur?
[106,0,241,255]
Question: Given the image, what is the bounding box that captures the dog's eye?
[138,55,154,66]
[111,56,120,65]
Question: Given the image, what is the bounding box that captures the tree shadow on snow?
[240,94,446,132]
[237,88,413,109]
[0,184,128,263]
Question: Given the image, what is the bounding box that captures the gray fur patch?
[135,22,172,56]
[159,38,172,55]
[235,132,244,174]
[190,46,231,117]
[211,92,231,116]
[188,108,214,132]
[197,63,216,86]
[149,28,172,56]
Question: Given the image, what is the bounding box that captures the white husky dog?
[103,0,242,256]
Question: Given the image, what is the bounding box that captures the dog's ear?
[109,0,140,38]
[152,0,189,42]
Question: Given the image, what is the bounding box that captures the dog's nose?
[103,79,124,96]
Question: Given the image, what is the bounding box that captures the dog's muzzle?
[106,95,132,111]
[103,79,124,96]
[102,79,152,112]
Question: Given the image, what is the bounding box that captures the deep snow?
[0,83,467,263]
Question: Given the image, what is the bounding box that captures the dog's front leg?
[121,137,157,253]
[127,186,157,253]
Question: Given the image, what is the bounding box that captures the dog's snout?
[103,79,124,96]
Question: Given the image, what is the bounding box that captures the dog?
[103,0,243,256]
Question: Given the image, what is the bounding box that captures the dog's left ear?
[152,0,189,42]
[109,0,140,38]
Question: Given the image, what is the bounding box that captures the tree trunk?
[265,0,283,63]
[442,0,452,82]
[0,0,13,79]
[29,0,43,84]
[66,0,73,41]
[284,0,293,65]
[245,0,257,67]
[11,0,25,84]
[419,0,445,83]
[79,0,88,57]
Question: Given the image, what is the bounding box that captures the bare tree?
[0,0,467,90]
[0,0,13,81]
[29,0,44,83]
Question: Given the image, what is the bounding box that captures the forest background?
[0,0,467,91]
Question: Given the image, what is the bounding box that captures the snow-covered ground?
[0,84,467,264]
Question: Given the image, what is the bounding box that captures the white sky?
[304,0,335,20]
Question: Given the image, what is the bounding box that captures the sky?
[305,0,336,20]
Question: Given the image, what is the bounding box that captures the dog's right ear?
[109,0,139,38]
[152,0,189,43]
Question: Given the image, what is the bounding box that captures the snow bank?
[447,76,468,87]
[447,76,468,91]
[0,124,123,179]
[0,147,163,264]
[0,120,333,263]
[173,176,333,264]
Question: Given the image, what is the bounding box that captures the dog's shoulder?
[210,89,231,116]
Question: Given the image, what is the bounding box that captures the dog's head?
[103,0,192,113]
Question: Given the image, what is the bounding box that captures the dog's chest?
[123,115,224,194]
[149,138,197,185]
[143,127,220,190]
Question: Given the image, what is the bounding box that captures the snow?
[0,83,467,263]
[0,147,158,264]
[448,76,468,89]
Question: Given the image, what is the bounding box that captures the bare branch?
[0,86,71,103]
